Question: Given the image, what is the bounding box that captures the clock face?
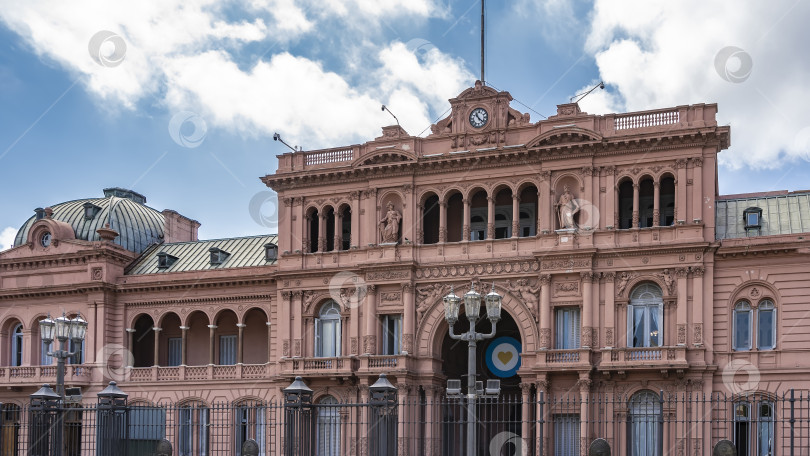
[469,107,488,128]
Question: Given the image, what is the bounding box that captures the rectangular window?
[553,414,580,456]
[219,335,237,365]
[168,337,182,366]
[629,304,662,348]
[555,307,580,349]
[734,309,752,351]
[179,406,209,456]
[746,212,759,226]
[381,315,402,355]
[757,307,775,350]
[127,406,167,454]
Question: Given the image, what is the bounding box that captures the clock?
[469,107,488,128]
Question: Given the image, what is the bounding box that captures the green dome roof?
[14,188,165,254]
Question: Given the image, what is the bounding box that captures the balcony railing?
[614,110,679,130]
[280,356,359,376]
[125,364,270,383]
[600,346,687,370]
[0,365,93,385]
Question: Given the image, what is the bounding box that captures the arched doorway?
[439,308,523,455]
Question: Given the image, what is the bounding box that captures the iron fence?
[3,387,810,455]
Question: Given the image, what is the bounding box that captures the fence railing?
[6,383,810,455]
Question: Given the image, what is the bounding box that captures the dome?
[14,188,165,254]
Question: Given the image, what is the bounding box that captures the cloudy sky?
[1,0,809,249]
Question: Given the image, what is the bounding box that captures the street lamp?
[443,281,503,455]
[40,312,88,398]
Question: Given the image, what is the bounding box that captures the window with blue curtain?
[555,307,580,349]
[733,301,752,351]
[317,396,340,456]
[629,390,661,456]
[628,284,663,348]
[315,302,341,357]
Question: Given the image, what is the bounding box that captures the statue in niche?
[379,202,402,243]
[660,269,675,295]
[556,185,580,229]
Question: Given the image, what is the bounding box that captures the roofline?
[717,190,810,201]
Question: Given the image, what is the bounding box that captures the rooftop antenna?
[381,105,400,126]
[273,133,300,153]
[481,0,485,84]
[570,81,605,103]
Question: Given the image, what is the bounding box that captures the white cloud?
[0,227,16,251]
[584,0,810,168]
[0,0,459,148]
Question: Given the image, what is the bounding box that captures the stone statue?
[507,279,539,308]
[416,283,445,321]
[556,185,580,229]
[378,202,402,243]
[616,272,631,296]
[660,269,675,295]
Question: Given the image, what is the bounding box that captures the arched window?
[235,402,266,456]
[316,396,340,456]
[734,399,774,456]
[11,324,23,367]
[733,301,752,351]
[628,284,663,348]
[757,300,776,350]
[629,390,661,456]
[315,302,341,357]
[178,403,209,456]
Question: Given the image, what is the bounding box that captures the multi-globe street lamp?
[443,281,503,456]
[39,312,88,398]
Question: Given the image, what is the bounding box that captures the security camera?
[273,133,280,141]
[381,105,386,111]
[598,82,605,90]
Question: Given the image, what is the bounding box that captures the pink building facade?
[2,81,810,454]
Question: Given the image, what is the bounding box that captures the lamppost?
[39,312,88,398]
[443,282,503,456]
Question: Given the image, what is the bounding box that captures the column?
[266,321,272,362]
[511,193,520,238]
[676,159,687,223]
[539,172,551,233]
[486,195,495,239]
[350,191,360,249]
[539,274,551,349]
[293,291,303,357]
[632,183,640,228]
[692,158,704,222]
[152,327,162,367]
[578,377,591,455]
[363,285,378,354]
[416,203,424,244]
[303,214,312,253]
[520,383,531,452]
[692,267,704,346]
[22,329,33,366]
[334,211,342,250]
[402,284,415,354]
[581,272,593,348]
[179,326,188,365]
[462,198,471,241]
[236,323,246,364]
[439,201,447,243]
[603,273,615,348]
[675,268,688,346]
[318,213,327,251]
[280,292,291,357]
[535,378,549,456]
[397,383,411,456]
[125,328,135,367]
[653,181,661,227]
[207,324,217,365]
[605,167,616,229]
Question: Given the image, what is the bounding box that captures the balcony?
[535,348,592,372]
[124,363,270,383]
[279,356,358,378]
[598,346,688,376]
[357,354,413,375]
[0,365,94,386]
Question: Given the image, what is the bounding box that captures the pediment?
[353,149,417,167]
[525,126,602,148]
[455,82,500,100]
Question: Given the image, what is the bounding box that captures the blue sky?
[1,0,809,249]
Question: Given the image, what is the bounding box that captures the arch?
[159,312,182,366]
[464,185,489,201]
[132,314,155,368]
[628,282,664,348]
[439,187,465,203]
[243,308,269,364]
[177,397,209,407]
[182,309,212,328]
[1,316,25,333]
[551,172,583,192]
[445,190,464,242]
[305,206,320,253]
[128,312,154,330]
[157,311,182,329]
[525,126,602,149]
[418,284,537,358]
[490,182,515,196]
[323,205,336,252]
[727,279,780,311]
[28,313,50,331]
[336,203,352,251]
[214,309,238,365]
[638,176,655,228]
[352,149,417,167]
[420,192,440,245]
[240,306,268,324]
[185,310,210,366]
[628,389,662,456]
[418,190,439,207]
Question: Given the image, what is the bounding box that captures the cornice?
[125,294,274,308]
[117,276,275,294]
[0,282,116,300]
[0,248,134,272]
[595,242,710,258]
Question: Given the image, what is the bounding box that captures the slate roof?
[125,234,277,275]
[716,191,810,239]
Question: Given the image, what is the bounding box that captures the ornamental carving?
[749,287,761,299]
[677,324,687,345]
[553,281,580,297]
[303,291,316,313]
[506,279,539,310]
[416,283,448,323]
[282,339,290,357]
[541,258,591,270]
[91,267,103,281]
[402,334,414,353]
[660,269,676,295]
[380,292,401,303]
[605,328,614,347]
[615,272,637,297]
[693,323,703,344]
[366,270,409,281]
[539,328,551,349]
